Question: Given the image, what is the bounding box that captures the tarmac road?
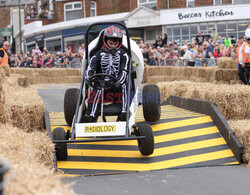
[36,83,250,195]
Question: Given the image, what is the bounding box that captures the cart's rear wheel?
[142,84,161,122]
[53,127,68,160]
[136,124,154,155]
[64,88,80,126]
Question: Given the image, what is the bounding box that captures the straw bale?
[183,67,192,77]
[0,124,75,195]
[165,66,173,76]
[4,74,30,88]
[204,67,217,81]
[145,66,165,77]
[3,76,44,132]
[198,68,206,78]
[0,65,10,76]
[228,120,250,165]
[214,69,224,81]
[217,57,236,69]
[229,80,242,85]
[171,67,181,76]
[10,68,82,85]
[0,68,6,123]
[191,68,200,77]
[142,65,148,83]
[37,68,81,77]
[145,66,240,84]
[17,76,30,87]
[158,81,250,120]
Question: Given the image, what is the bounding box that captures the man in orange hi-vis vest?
[237,36,250,85]
[0,41,10,66]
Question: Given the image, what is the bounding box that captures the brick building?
[19,0,250,53]
[31,0,236,23]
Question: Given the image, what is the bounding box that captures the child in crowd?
[207,52,216,66]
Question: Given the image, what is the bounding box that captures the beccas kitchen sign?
[160,4,250,25]
[178,9,233,20]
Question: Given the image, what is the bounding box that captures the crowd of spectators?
[7,26,248,69]
[140,27,238,67]
[9,45,84,68]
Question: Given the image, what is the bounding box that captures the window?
[186,0,195,8]
[213,0,222,5]
[173,26,181,45]
[232,0,250,4]
[145,30,156,41]
[64,2,82,21]
[49,0,54,11]
[138,0,157,9]
[90,1,96,17]
[217,23,227,39]
[200,24,207,34]
[46,39,61,52]
[182,26,190,44]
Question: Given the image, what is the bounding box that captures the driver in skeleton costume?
[83,26,129,122]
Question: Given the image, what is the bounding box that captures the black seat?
[103,103,122,116]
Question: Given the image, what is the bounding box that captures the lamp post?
[18,0,22,55]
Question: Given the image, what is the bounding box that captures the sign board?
[75,122,127,137]
[0,28,12,37]
[161,4,250,25]
[125,6,160,28]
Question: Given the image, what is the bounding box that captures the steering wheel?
[87,73,117,90]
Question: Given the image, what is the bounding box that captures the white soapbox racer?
[53,22,161,160]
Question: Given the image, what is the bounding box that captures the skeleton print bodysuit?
[86,47,129,117]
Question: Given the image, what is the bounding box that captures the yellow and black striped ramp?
[49,105,239,176]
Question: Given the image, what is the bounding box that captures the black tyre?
[142,84,161,122]
[64,88,80,126]
[136,123,154,155]
[53,127,68,160]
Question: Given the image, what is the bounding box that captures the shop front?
[62,28,85,53]
[44,31,62,52]
[160,4,250,45]
[25,36,36,53]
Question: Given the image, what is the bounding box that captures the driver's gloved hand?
[114,81,121,88]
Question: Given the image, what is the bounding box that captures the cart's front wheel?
[136,124,154,155]
[53,127,68,160]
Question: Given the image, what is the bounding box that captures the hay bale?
[0,70,74,194]
[228,120,250,165]
[0,124,75,195]
[146,66,166,77]
[17,76,30,87]
[142,65,148,83]
[183,67,192,77]
[0,65,10,76]
[10,68,82,85]
[0,68,6,123]
[144,66,240,84]
[217,57,236,69]
[158,81,250,120]
[3,75,44,132]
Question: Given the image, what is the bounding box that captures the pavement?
[36,83,250,195]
